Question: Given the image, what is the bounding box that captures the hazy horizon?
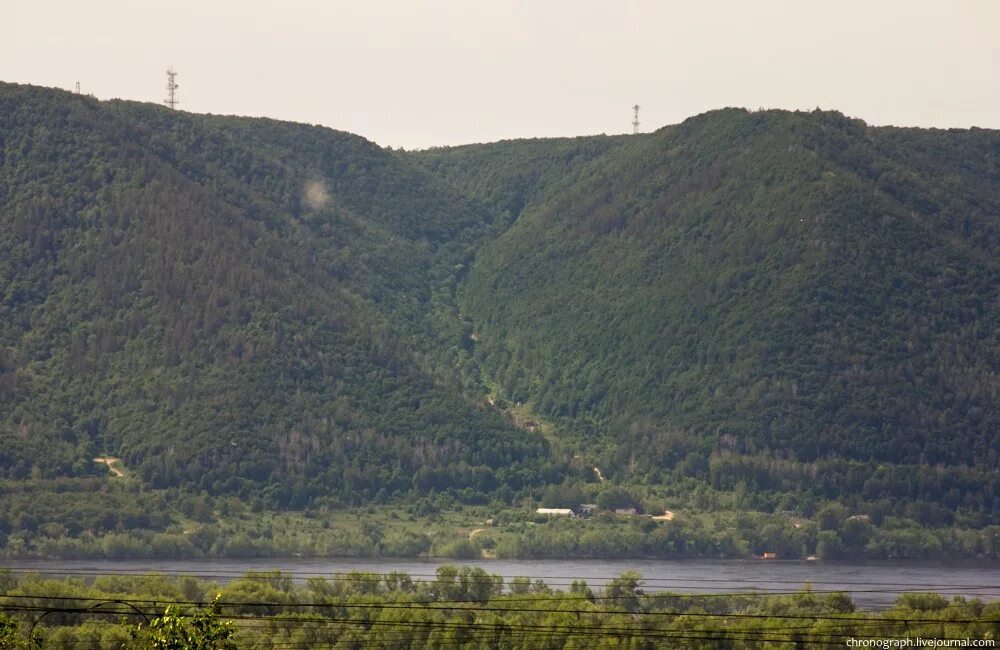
[4,0,998,149]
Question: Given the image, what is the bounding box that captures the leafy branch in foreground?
[128,596,237,650]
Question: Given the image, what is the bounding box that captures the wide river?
[4,558,998,610]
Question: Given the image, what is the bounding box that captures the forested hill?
[425,108,999,470]
[408,135,630,223]
[0,83,550,504]
[1,83,997,508]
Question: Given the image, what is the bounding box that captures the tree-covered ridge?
[0,83,550,504]
[406,134,630,222]
[449,108,998,468]
[1,81,997,531]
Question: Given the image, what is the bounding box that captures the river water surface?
[3,558,998,610]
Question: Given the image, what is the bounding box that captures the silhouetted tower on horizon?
[164,67,179,109]
[632,104,640,134]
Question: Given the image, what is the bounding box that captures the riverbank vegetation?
[1,476,997,561]
[0,568,996,648]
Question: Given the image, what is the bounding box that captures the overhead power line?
[0,593,995,624]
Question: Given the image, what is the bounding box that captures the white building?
[536,508,574,517]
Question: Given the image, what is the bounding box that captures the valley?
[0,82,996,563]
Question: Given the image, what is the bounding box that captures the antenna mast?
[164,67,179,109]
[632,104,640,134]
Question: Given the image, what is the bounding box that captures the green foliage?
[1,84,997,562]
[435,539,480,559]
[568,579,594,601]
[129,597,237,650]
[0,82,552,506]
[895,592,950,611]
[0,613,29,650]
[408,135,629,222]
[430,566,502,602]
[603,570,644,612]
[595,486,638,511]
[445,108,998,472]
[5,568,999,648]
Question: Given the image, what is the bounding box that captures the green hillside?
[408,135,630,222]
[443,109,999,471]
[1,84,997,551]
[0,83,550,505]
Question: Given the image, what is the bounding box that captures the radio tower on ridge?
[632,104,640,134]
[164,67,179,109]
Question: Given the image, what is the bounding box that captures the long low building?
[536,508,574,516]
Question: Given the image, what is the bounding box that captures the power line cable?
[2,596,996,625]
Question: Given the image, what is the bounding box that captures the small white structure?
[536,508,574,517]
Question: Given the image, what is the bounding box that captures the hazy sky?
[4,1,998,149]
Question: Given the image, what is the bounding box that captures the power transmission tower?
[632,104,640,134]
[164,67,179,109]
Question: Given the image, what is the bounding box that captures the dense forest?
[0,82,997,558]
[0,83,554,507]
[435,109,998,469]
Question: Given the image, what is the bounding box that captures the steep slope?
[3,83,997,516]
[407,135,630,221]
[456,109,999,470]
[0,83,549,503]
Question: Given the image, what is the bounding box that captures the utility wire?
[2,597,996,625]
[12,600,994,650]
